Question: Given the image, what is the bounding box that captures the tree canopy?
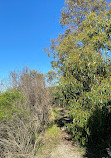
[47,0,111,157]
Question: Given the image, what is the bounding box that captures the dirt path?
[50,126,83,158]
[37,127,83,158]
[36,108,83,158]
[49,110,83,158]
[50,139,82,158]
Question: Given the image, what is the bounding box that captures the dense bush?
[47,0,111,157]
[0,89,24,121]
[0,68,50,158]
[67,78,111,141]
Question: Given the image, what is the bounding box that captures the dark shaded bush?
[84,107,111,158]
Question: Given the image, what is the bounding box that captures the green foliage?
[64,11,111,152]
[67,78,111,144]
[47,0,111,157]
[0,89,24,121]
[60,0,108,27]
[46,70,57,85]
[51,85,66,106]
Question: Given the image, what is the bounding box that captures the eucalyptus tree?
[46,1,111,155]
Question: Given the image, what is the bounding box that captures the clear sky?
[0,0,65,80]
[0,1,110,81]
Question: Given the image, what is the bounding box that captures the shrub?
[0,67,50,158]
[66,78,111,157]
[0,89,24,121]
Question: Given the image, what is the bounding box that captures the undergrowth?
[36,124,61,157]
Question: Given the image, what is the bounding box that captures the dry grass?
[36,124,61,158]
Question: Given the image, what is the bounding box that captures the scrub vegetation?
[0,67,50,158]
[0,0,111,158]
[46,0,111,157]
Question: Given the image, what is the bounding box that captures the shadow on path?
[54,109,72,128]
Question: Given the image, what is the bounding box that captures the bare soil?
[37,128,83,158]
[50,140,82,158]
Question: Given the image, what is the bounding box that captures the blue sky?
[0,0,110,81]
[0,0,64,80]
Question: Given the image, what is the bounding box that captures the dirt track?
[50,140,82,158]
